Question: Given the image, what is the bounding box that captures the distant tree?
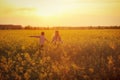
[24,25,32,29]
[0,24,22,30]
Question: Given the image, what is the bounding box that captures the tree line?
[0,24,120,30]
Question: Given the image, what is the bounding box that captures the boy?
[30,32,48,48]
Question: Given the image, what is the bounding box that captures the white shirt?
[40,35,46,45]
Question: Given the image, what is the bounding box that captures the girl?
[51,30,63,45]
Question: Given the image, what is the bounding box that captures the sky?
[0,0,120,27]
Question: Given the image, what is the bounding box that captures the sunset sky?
[0,0,120,27]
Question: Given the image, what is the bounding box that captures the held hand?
[46,40,49,43]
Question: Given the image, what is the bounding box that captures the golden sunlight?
[0,0,120,26]
[34,3,75,17]
[4,0,76,17]
[35,6,65,17]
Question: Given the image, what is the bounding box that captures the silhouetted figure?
[51,30,63,45]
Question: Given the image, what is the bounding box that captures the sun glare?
[34,2,76,17]
[35,5,67,17]
[35,9,60,17]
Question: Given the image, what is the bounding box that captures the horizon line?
[0,24,120,27]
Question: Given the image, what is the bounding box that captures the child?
[51,30,63,45]
[30,32,48,48]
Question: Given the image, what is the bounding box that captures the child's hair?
[55,30,60,36]
[41,32,44,35]
[55,30,58,33]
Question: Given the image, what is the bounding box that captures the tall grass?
[0,29,120,80]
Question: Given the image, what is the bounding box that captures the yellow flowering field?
[0,29,120,80]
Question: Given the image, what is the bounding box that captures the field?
[0,29,120,80]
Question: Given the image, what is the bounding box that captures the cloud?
[0,7,36,16]
[16,8,36,12]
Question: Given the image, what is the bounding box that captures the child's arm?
[29,36,40,38]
